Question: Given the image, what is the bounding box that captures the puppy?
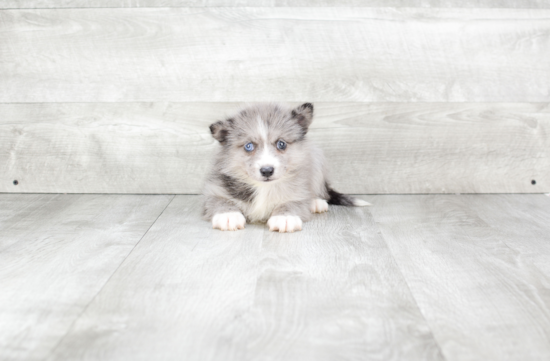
[203,103,370,232]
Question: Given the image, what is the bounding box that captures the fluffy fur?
[203,102,370,232]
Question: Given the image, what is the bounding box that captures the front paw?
[212,212,246,231]
[267,215,303,233]
[310,198,329,213]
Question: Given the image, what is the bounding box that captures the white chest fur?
[247,185,279,222]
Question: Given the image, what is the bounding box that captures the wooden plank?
[3,0,550,8]
[0,194,173,361]
[2,8,550,102]
[47,195,443,361]
[370,194,550,361]
[465,194,550,275]
[0,193,52,223]
[313,102,550,194]
[1,102,548,194]
[0,194,59,251]
[237,203,443,360]
[46,195,268,360]
[0,102,221,194]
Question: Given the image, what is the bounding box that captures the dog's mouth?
[261,176,280,183]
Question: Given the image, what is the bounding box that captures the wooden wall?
[1,2,549,193]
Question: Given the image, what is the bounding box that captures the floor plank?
[370,194,550,361]
[48,195,443,361]
[466,194,550,276]
[4,194,549,360]
[0,194,58,251]
[235,202,443,360]
[0,194,173,361]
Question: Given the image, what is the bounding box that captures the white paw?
[212,212,246,231]
[310,198,329,213]
[267,215,303,233]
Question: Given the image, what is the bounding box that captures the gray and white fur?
[203,102,370,232]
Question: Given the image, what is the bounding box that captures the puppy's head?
[210,103,314,184]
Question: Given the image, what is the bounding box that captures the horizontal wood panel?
[1,8,550,102]
[4,0,550,8]
[1,102,548,194]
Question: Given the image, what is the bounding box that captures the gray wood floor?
[1,194,549,361]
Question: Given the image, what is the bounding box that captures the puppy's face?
[210,103,314,184]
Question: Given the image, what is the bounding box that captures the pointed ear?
[209,118,233,143]
[291,103,314,133]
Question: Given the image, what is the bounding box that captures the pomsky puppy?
[203,102,370,232]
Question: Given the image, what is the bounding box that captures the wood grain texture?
[48,195,444,361]
[4,0,550,8]
[1,102,548,194]
[466,194,550,276]
[370,194,550,361]
[0,194,173,361]
[46,196,268,361]
[2,8,550,102]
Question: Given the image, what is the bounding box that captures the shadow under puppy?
[203,103,369,232]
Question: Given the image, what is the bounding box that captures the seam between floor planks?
[354,192,448,359]
[369,194,550,361]
[44,195,176,360]
[0,194,175,360]
[371,220,448,361]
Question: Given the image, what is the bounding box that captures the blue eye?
[244,142,255,152]
[277,140,287,150]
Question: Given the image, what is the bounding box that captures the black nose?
[260,166,274,177]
